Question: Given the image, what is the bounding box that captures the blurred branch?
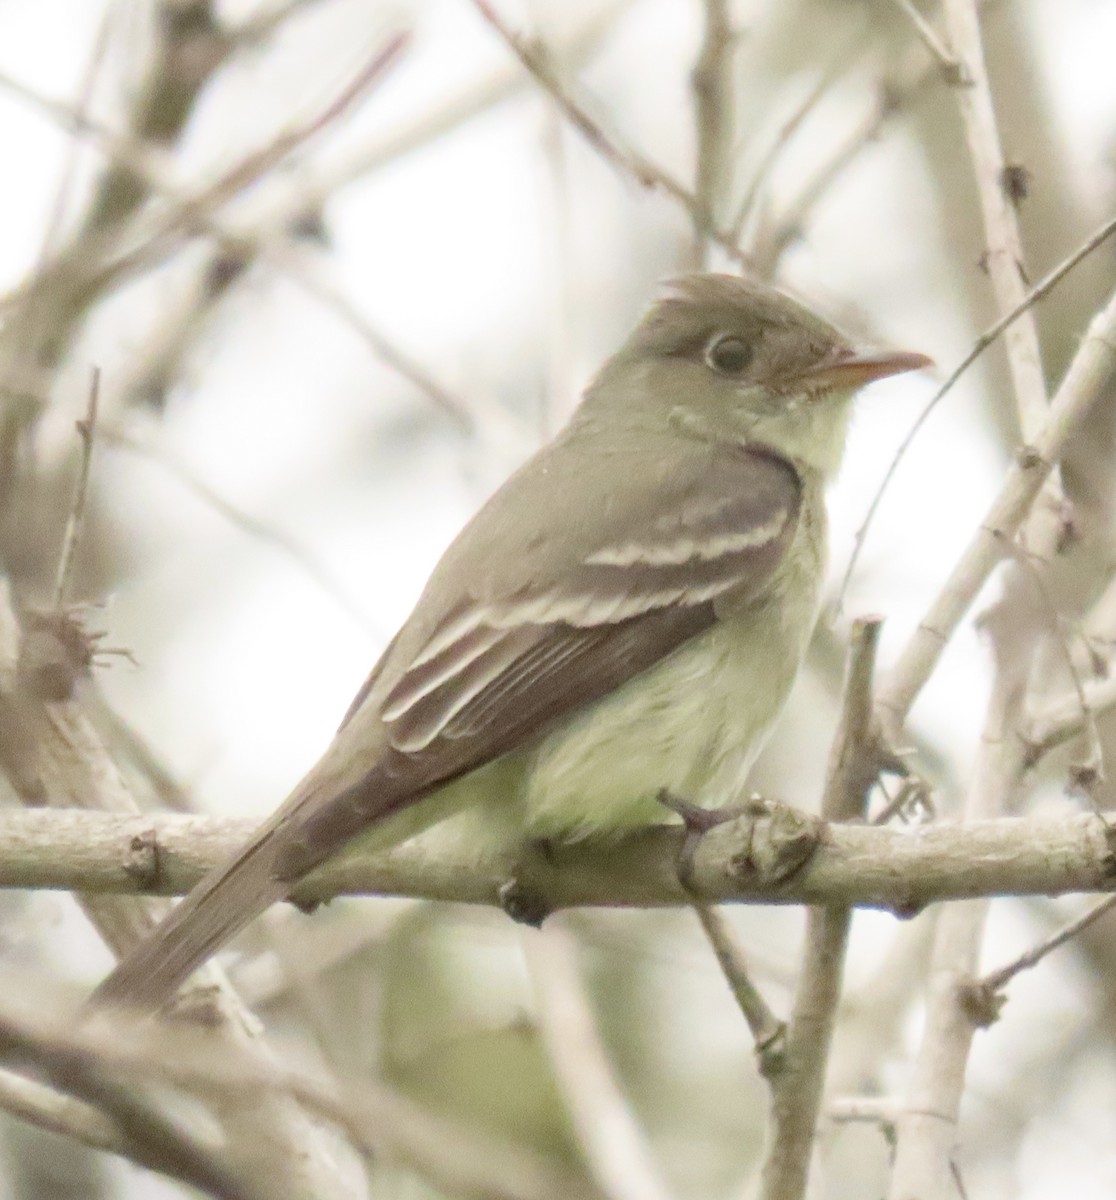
[760,617,883,1200]
[0,31,408,363]
[321,1,630,195]
[980,893,1116,994]
[0,62,520,442]
[523,923,677,1200]
[0,1012,262,1200]
[101,429,382,636]
[0,1066,127,1159]
[887,605,1033,1199]
[2,806,1114,910]
[3,1001,607,1200]
[78,0,230,239]
[468,0,751,268]
[694,905,785,1075]
[943,0,1046,439]
[690,0,735,267]
[0,582,367,1200]
[884,0,964,77]
[1024,671,1116,768]
[731,40,865,254]
[52,369,100,608]
[841,208,1116,604]
[875,286,1116,743]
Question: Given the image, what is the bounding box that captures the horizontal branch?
[1,807,1114,914]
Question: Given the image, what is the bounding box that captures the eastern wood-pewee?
[93,274,929,1009]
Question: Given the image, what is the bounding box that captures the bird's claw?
[658,789,769,894]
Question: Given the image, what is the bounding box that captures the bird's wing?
[280,437,802,875]
[90,437,802,1011]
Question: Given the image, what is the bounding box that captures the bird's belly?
[521,605,807,842]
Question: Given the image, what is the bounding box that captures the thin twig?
[875,286,1116,744]
[885,0,965,76]
[886,607,1033,1199]
[942,0,1046,440]
[690,0,734,267]
[468,0,751,268]
[100,429,381,637]
[759,617,883,1200]
[694,904,786,1075]
[306,1,633,200]
[275,251,484,435]
[1024,673,1116,768]
[839,209,1116,607]
[523,923,677,1200]
[0,1014,261,1200]
[53,368,101,609]
[980,894,1116,992]
[729,41,865,250]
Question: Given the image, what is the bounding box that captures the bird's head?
[586,273,931,478]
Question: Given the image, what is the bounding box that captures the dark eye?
[705,335,754,376]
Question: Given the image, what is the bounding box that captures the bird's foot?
[658,790,823,895]
[657,790,769,894]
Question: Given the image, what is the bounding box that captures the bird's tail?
[89,818,290,1013]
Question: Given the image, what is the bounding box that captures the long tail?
[89,819,290,1012]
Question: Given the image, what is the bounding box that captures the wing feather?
[283,438,803,874]
[380,446,799,754]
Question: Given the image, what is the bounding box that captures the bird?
[92,273,929,1010]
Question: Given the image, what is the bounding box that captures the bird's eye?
[705,335,754,376]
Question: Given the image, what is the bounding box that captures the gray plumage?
[91,274,927,1010]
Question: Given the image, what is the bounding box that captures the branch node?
[123,829,161,891]
[498,877,550,928]
[1014,443,1044,470]
[755,1021,788,1080]
[17,609,97,702]
[999,162,1032,208]
[727,802,825,886]
[956,978,1004,1028]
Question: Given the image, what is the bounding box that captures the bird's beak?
[792,345,933,393]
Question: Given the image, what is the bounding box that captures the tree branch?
[759,617,884,1200]
[875,285,1116,742]
[0,806,1112,911]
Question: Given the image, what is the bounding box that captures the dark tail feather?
[89,824,290,1013]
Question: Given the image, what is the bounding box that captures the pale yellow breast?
[521,482,827,842]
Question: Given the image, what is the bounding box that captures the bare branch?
[523,923,677,1200]
[1024,672,1116,767]
[0,583,367,1200]
[980,893,1116,993]
[0,1013,261,1200]
[942,0,1046,439]
[467,0,751,268]
[0,807,1113,911]
[694,904,786,1074]
[52,369,101,609]
[875,287,1116,742]
[690,0,735,267]
[840,209,1116,607]
[759,617,883,1200]
[884,0,965,77]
